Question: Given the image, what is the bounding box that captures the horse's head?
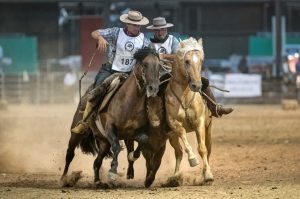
[134,47,160,97]
[177,37,204,92]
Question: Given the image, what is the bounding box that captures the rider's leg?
[71,64,113,134]
[201,77,233,118]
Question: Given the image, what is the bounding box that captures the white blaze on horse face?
[192,54,199,64]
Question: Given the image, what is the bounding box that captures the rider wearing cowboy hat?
[147,17,233,118]
[72,10,151,134]
[147,17,179,55]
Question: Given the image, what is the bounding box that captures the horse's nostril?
[149,86,153,91]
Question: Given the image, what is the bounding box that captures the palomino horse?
[161,37,214,183]
[61,47,161,187]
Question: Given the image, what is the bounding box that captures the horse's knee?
[197,142,208,153]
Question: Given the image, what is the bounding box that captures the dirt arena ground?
[0,104,299,198]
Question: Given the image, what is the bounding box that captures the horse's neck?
[124,74,142,95]
[116,68,145,105]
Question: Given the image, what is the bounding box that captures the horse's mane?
[177,37,204,60]
[134,47,159,63]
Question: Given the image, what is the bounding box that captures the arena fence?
[0,70,96,104]
[0,70,297,105]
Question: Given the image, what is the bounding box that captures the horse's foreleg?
[169,134,183,176]
[174,125,199,167]
[169,118,199,167]
[61,133,84,178]
[196,118,213,183]
[144,145,166,188]
[124,139,135,179]
[107,124,121,180]
[93,139,110,187]
[181,134,199,167]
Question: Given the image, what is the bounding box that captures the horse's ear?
[198,38,202,46]
[198,38,203,46]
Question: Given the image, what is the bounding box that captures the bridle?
[169,50,202,127]
[181,50,203,94]
[132,63,145,92]
[132,52,160,93]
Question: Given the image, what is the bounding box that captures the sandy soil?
[0,104,299,199]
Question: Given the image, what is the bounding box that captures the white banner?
[224,74,262,97]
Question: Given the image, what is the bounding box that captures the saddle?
[87,73,128,136]
[88,73,128,112]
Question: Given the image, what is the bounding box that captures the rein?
[132,64,145,93]
[170,83,196,112]
[79,49,98,107]
[170,84,196,128]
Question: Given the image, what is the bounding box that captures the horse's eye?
[143,63,148,68]
[185,60,190,65]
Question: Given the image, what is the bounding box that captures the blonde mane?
[177,37,204,60]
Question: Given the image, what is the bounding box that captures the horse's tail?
[79,129,99,156]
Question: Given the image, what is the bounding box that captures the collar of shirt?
[123,27,140,37]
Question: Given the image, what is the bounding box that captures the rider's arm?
[91,27,119,53]
[91,30,109,52]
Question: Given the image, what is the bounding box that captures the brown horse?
[61,47,161,187]
[161,37,214,183]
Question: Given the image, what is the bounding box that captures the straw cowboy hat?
[146,17,174,29]
[120,10,149,25]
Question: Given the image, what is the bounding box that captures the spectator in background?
[282,56,292,84]
[63,67,78,103]
[63,68,77,87]
[238,56,249,73]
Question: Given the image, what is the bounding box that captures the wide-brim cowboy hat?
[120,10,149,25]
[146,17,174,29]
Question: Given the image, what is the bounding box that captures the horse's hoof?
[127,169,134,180]
[188,158,199,167]
[60,171,82,187]
[127,172,134,179]
[204,171,214,184]
[128,152,138,162]
[60,176,69,187]
[144,178,154,188]
[108,171,118,181]
[161,174,183,187]
[94,181,109,189]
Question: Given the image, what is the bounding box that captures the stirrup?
[71,121,89,134]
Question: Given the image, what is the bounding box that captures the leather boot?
[202,87,233,118]
[71,101,94,134]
